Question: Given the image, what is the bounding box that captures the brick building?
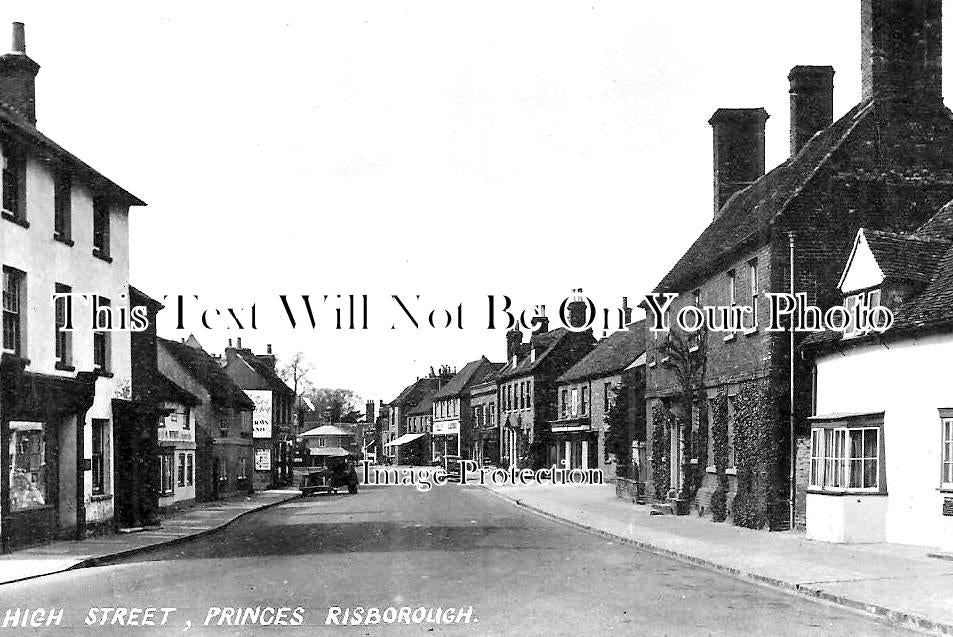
[552,318,645,477]
[158,337,255,501]
[645,0,953,529]
[431,357,503,461]
[222,339,296,489]
[498,300,596,470]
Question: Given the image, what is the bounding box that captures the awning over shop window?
[308,446,352,457]
[383,432,426,448]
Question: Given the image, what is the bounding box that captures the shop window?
[187,453,194,486]
[91,420,107,495]
[160,453,174,495]
[177,453,186,487]
[10,421,47,511]
[238,457,247,480]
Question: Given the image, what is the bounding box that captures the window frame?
[53,171,72,243]
[93,296,111,373]
[92,197,111,260]
[2,142,26,224]
[91,419,108,496]
[2,266,24,356]
[55,282,73,368]
[808,414,885,494]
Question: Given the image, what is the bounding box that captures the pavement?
[484,479,953,636]
[0,482,909,635]
[0,488,300,586]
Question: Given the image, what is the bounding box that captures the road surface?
[1,484,912,635]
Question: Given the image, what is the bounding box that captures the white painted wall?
[812,332,953,549]
[0,141,133,527]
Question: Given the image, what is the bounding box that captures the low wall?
[615,477,645,503]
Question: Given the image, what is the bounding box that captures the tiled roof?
[498,328,573,380]
[654,101,871,293]
[234,350,295,397]
[557,320,646,384]
[862,230,949,284]
[407,395,434,416]
[159,338,255,410]
[0,103,145,206]
[803,203,953,351]
[433,358,503,399]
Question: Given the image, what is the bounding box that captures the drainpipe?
[788,231,796,530]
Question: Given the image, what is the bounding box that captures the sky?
[6,1,948,404]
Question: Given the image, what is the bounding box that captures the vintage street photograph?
[0,1,952,635]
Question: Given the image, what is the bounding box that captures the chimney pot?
[228,338,232,347]
[788,66,834,156]
[709,108,769,216]
[267,343,272,354]
[0,22,39,124]
[11,22,25,54]
[236,337,242,349]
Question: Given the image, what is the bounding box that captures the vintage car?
[299,458,359,496]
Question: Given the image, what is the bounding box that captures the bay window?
[809,416,883,492]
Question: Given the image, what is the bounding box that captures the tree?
[657,326,709,504]
[604,375,635,478]
[278,352,314,399]
[307,388,363,424]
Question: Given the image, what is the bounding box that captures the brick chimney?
[566,288,588,329]
[709,108,769,216]
[861,0,942,105]
[0,23,40,124]
[788,66,834,156]
[506,326,522,360]
[532,305,549,334]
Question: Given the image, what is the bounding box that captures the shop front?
[1,357,98,552]
[549,417,598,470]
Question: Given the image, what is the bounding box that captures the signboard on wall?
[255,448,271,471]
[246,390,273,439]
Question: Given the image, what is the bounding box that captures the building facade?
[469,372,500,466]
[645,0,953,529]
[497,302,596,470]
[223,339,296,489]
[158,337,255,501]
[431,358,502,461]
[0,23,147,551]
[552,320,645,477]
[803,205,953,548]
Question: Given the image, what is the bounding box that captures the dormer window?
[843,288,882,339]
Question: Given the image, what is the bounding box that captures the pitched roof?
[498,328,579,380]
[159,337,255,410]
[140,371,202,407]
[0,104,145,207]
[860,230,949,284]
[300,424,356,437]
[654,101,871,293]
[389,376,440,408]
[557,320,646,384]
[407,395,434,416]
[230,349,295,396]
[433,357,502,399]
[803,202,953,351]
